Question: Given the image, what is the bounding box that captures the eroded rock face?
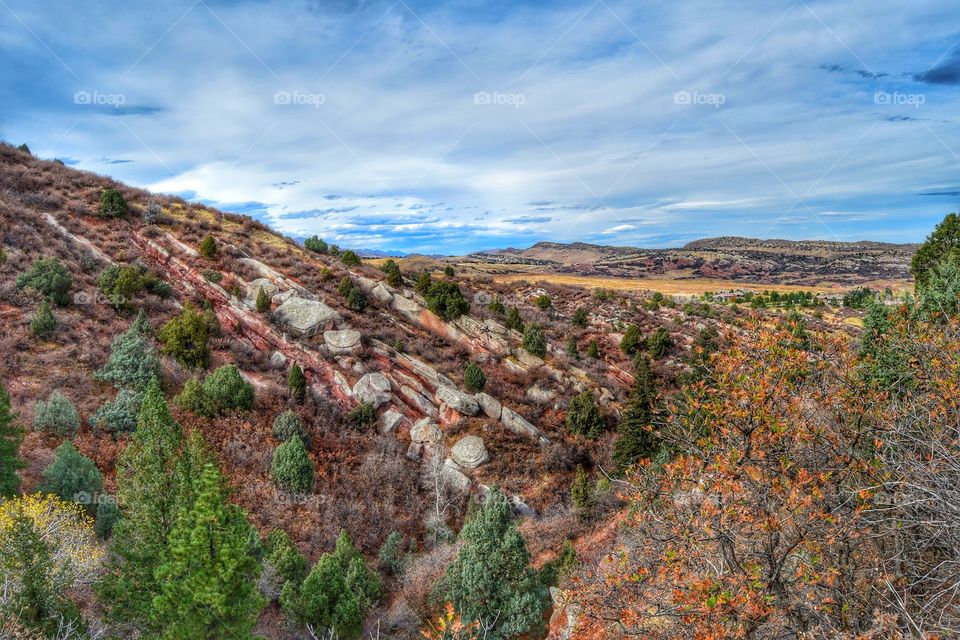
[352,373,392,408]
[501,407,541,441]
[451,435,489,469]
[380,409,405,435]
[324,329,362,355]
[442,459,472,492]
[435,386,480,416]
[475,393,502,420]
[399,386,438,418]
[371,282,393,303]
[247,278,279,299]
[410,418,442,444]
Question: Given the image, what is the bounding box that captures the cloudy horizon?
[2,0,959,254]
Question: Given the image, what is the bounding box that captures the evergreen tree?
[271,435,314,494]
[272,410,308,443]
[95,311,160,391]
[378,530,407,575]
[98,188,129,218]
[255,285,270,313]
[415,271,432,295]
[262,529,307,601]
[0,380,25,498]
[425,281,469,321]
[911,211,960,286]
[202,364,255,414]
[304,236,329,254]
[488,296,505,315]
[442,488,547,639]
[288,362,306,403]
[96,496,119,538]
[39,441,103,513]
[33,390,80,437]
[347,287,367,312]
[570,465,592,519]
[535,294,552,310]
[199,235,217,259]
[646,326,674,359]
[297,553,362,638]
[90,387,145,433]
[158,303,210,369]
[571,307,588,328]
[381,259,403,287]
[463,362,486,392]
[566,392,605,439]
[152,462,263,639]
[30,300,57,339]
[505,306,524,332]
[522,323,547,357]
[16,257,72,306]
[613,355,660,474]
[620,324,644,356]
[566,336,579,359]
[340,250,361,266]
[98,378,190,632]
[587,339,600,359]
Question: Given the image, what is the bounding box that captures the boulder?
[526,384,556,404]
[410,418,442,444]
[475,393,502,420]
[355,276,378,293]
[515,349,545,368]
[271,290,295,306]
[435,386,480,416]
[380,409,405,435]
[450,435,489,469]
[501,407,541,441]
[406,441,424,462]
[268,351,287,369]
[324,329,362,355]
[392,295,421,315]
[371,282,393,303]
[247,278,279,300]
[352,373,392,408]
[399,385,438,417]
[274,297,339,337]
[442,459,472,492]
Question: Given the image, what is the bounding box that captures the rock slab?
[450,435,489,469]
[352,373,392,408]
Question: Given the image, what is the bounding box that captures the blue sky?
[2,0,959,254]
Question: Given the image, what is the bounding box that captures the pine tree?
[255,286,270,313]
[442,488,548,639]
[587,339,600,359]
[152,463,263,639]
[297,553,362,638]
[271,435,314,494]
[571,307,588,328]
[522,323,547,357]
[199,235,217,259]
[566,336,579,359]
[505,306,524,332]
[30,300,57,339]
[288,363,306,403]
[566,392,605,439]
[95,311,160,391]
[98,378,189,632]
[570,465,592,519]
[39,441,103,514]
[463,362,486,392]
[613,355,660,474]
[98,188,129,218]
[158,303,210,369]
[0,380,25,498]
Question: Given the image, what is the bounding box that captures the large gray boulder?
[247,278,279,300]
[410,418,442,444]
[474,393,502,420]
[501,407,541,441]
[399,385,438,417]
[435,386,480,416]
[451,435,489,469]
[371,282,393,303]
[274,297,339,337]
[324,329,362,355]
[351,373,392,408]
[442,459,472,492]
[380,409,405,435]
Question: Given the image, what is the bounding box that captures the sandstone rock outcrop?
[324,329,362,355]
[450,435,489,469]
[351,373,392,408]
[435,385,480,416]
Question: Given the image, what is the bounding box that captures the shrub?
[17,143,30,153]
[912,211,960,286]
[294,554,362,638]
[613,355,661,473]
[97,263,144,308]
[620,324,644,356]
[378,530,407,575]
[587,340,600,359]
[304,236,328,254]
[143,201,162,224]
[262,529,308,600]
[30,300,57,339]
[566,336,579,359]
[381,260,403,287]
[199,235,217,259]
[203,364,254,413]
[16,257,72,305]
[95,495,119,538]
[89,388,143,433]
[255,286,270,312]
[566,392,605,439]
[570,465,592,519]
[347,287,366,312]
[338,276,354,297]
[33,391,80,437]
[463,362,486,392]
[488,296,505,314]
[271,435,314,494]
[95,312,160,391]
[340,250,361,267]
[535,294,552,310]
[572,307,588,328]
[423,281,469,321]
[288,363,306,403]
[98,188,128,218]
[646,327,674,359]
[159,303,210,369]
[272,411,307,443]
[522,323,547,357]
[415,272,432,295]
[443,266,455,278]
[505,306,524,332]
[348,402,376,427]
[174,377,212,416]
[39,441,103,513]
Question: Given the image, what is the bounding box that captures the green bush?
[571,307,588,328]
[263,529,308,601]
[415,271,432,295]
[97,264,144,308]
[587,340,600,359]
[566,336,579,359]
[95,495,119,538]
[33,391,80,437]
[377,530,407,576]
[288,363,306,403]
[620,324,644,356]
[39,441,103,513]
[272,411,308,443]
[98,188,128,218]
[89,388,143,433]
[346,288,366,312]
[488,296,505,314]
[255,286,270,312]
[912,212,960,286]
[159,303,210,369]
[443,265,455,277]
[570,465,592,519]
[463,362,486,392]
[425,281,469,321]
[380,260,403,287]
[522,323,547,357]
[535,294,552,310]
[271,435,314,494]
[16,257,73,305]
[566,392,605,439]
[338,276,354,297]
[340,250,361,267]
[174,377,212,416]
[30,300,57,339]
[505,306,524,332]
[348,402,376,427]
[175,365,254,417]
[304,236,328,254]
[199,235,217,259]
[95,312,160,391]
[646,326,674,359]
[295,554,362,638]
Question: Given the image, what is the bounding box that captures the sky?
[2,0,959,255]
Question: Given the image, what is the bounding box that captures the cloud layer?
[2,0,958,253]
